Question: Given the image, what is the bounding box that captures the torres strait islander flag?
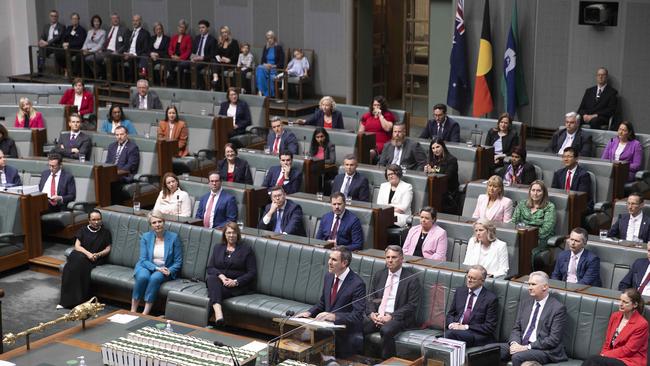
[472,0,494,117]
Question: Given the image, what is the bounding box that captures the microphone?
[212,340,240,366]
[12,85,16,105]
[303,136,307,159]
[20,169,26,189]
[355,111,360,133]
[269,310,296,365]
[212,95,217,116]
[177,194,181,221]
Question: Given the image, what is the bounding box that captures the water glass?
[400,164,407,174]
[288,120,294,126]
[345,196,352,205]
[264,146,271,155]
[599,229,607,240]
[504,180,511,187]
[79,154,86,163]
[316,192,324,201]
[516,222,526,229]
[182,172,190,181]
[200,109,207,116]
[144,132,150,139]
[133,201,141,213]
[237,221,244,230]
[466,139,473,147]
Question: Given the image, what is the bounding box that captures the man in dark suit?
[577,67,618,130]
[419,103,460,142]
[262,152,302,194]
[0,150,22,186]
[608,193,650,242]
[618,242,650,295]
[38,153,76,212]
[545,112,593,157]
[495,271,567,366]
[179,19,216,88]
[53,113,92,160]
[87,12,130,79]
[130,79,162,110]
[364,245,420,358]
[316,192,364,251]
[551,228,601,286]
[267,117,299,155]
[445,265,498,347]
[378,123,426,170]
[195,171,238,229]
[296,247,366,359]
[105,126,140,182]
[123,15,151,77]
[550,147,593,211]
[331,155,370,202]
[258,186,305,236]
[37,9,66,72]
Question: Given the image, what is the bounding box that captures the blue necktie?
[273,209,283,233]
[522,302,541,345]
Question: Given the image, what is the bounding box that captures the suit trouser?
[133,267,169,303]
[363,317,409,359]
[444,328,493,348]
[495,343,556,366]
[582,355,626,366]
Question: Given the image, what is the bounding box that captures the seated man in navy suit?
[195,171,238,229]
[419,103,460,142]
[258,186,305,236]
[618,242,650,297]
[445,264,498,347]
[364,245,421,359]
[0,150,22,186]
[608,193,650,242]
[267,117,299,155]
[106,126,140,182]
[53,113,92,160]
[38,153,76,212]
[550,147,593,211]
[316,192,364,251]
[331,154,370,201]
[296,247,366,359]
[551,227,601,286]
[262,151,302,195]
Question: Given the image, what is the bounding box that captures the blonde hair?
[16,97,36,122]
[319,96,336,110]
[486,175,504,198]
[473,218,497,243]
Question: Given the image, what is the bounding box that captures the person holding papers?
[296,247,366,359]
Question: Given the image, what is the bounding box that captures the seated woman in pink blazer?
[472,175,513,223]
[403,207,447,261]
[14,97,44,128]
[601,121,643,182]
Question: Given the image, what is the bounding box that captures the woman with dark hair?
[80,15,105,73]
[58,210,112,309]
[309,127,336,164]
[0,124,18,157]
[14,97,44,129]
[501,145,536,186]
[377,164,413,227]
[217,143,253,184]
[255,30,284,97]
[402,207,447,260]
[424,138,459,213]
[512,179,556,245]
[358,96,395,156]
[131,210,183,315]
[158,105,189,157]
[206,222,257,326]
[56,13,86,77]
[219,87,252,137]
[298,96,344,129]
[583,288,648,366]
[153,172,192,217]
[485,113,519,166]
[100,105,137,135]
[601,121,643,181]
[59,78,95,117]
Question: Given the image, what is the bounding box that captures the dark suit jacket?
[577,85,618,120]
[305,110,345,129]
[262,165,302,194]
[608,213,650,242]
[108,26,130,53]
[445,286,498,344]
[2,165,22,186]
[62,25,86,50]
[331,173,370,202]
[0,138,18,158]
[378,139,427,170]
[105,140,140,181]
[219,100,252,131]
[125,28,151,56]
[261,44,285,69]
[419,117,461,142]
[150,34,170,56]
[206,243,257,289]
[195,190,238,228]
[216,157,253,185]
[618,258,650,291]
[130,91,163,110]
[366,267,420,326]
[316,210,364,251]
[551,165,593,210]
[55,131,92,160]
[266,130,299,155]
[192,34,217,59]
[258,199,305,236]
[510,295,568,363]
[485,129,519,156]
[308,269,366,357]
[38,168,76,208]
[546,128,593,157]
[501,162,537,185]
[40,22,66,46]
[430,155,460,194]
[550,249,602,286]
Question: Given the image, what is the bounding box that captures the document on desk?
[108,313,139,324]
[289,317,345,328]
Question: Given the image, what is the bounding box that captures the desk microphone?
[270,310,296,365]
[212,340,240,366]
[20,169,26,188]
[355,111,360,133]
[12,85,17,105]
[176,194,181,221]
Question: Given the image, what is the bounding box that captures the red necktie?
[273,136,280,154]
[50,174,57,205]
[203,193,215,228]
[329,215,341,240]
[638,272,650,294]
[565,170,572,191]
[103,26,115,49]
[276,171,285,186]
[330,276,340,306]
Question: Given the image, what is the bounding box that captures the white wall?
[0,0,36,80]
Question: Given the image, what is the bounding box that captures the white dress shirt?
[614,142,627,161]
[262,201,288,225]
[48,24,57,41]
[382,268,402,314]
[332,267,350,293]
[558,131,575,155]
[523,294,549,344]
[107,26,118,52]
[640,265,650,297]
[626,213,643,241]
[41,172,61,198]
[206,189,222,227]
[128,28,140,55]
[459,286,482,324]
[227,104,237,126]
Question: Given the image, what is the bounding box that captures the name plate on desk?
[4,185,39,194]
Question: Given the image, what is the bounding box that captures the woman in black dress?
[206,222,257,326]
[485,112,519,166]
[424,138,460,214]
[501,146,537,186]
[0,124,18,157]
[58,210,112,309]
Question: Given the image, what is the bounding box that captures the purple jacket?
[601,137,642,181]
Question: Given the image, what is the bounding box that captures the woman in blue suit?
[131,210,183,315]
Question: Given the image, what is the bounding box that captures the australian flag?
[447,0,470,114]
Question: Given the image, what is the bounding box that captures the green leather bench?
[0,83,94,106]
[286,125,358,165]
[4,127,43,157]
[0,192,28,271]
[451,115,526,148]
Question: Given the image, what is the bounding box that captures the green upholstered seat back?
[99,209,150,268]
[0,104,66,143]
[179,180,248,225]
[88,132,158,176]
[4,128,35,157]
[286,125,358,164]
[0,192,23,235]
[165,221,217,281]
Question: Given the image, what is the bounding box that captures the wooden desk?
[213,115,234,161]
[0,191,48,267]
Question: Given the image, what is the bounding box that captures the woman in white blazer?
[463,218,509,278]
[376,164,413,227]
[472,175,513,223]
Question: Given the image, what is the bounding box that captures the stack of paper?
[425,337,466,366]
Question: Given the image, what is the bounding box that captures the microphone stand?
[177,194,181,222]
[269,310,295,366]
[212,340,240,366]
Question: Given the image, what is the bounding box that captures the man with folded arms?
[54,113,92,160]
[258,186,305,236]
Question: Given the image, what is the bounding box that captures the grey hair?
[529,271,549,285]
[385,245,403,257]
[332,246,352,267]
[137,79,149,87]
[319,96,336,110]
[565,111,580,123]
[468,264,488,280]
[570,227,589,245]
[178,19,188,28]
